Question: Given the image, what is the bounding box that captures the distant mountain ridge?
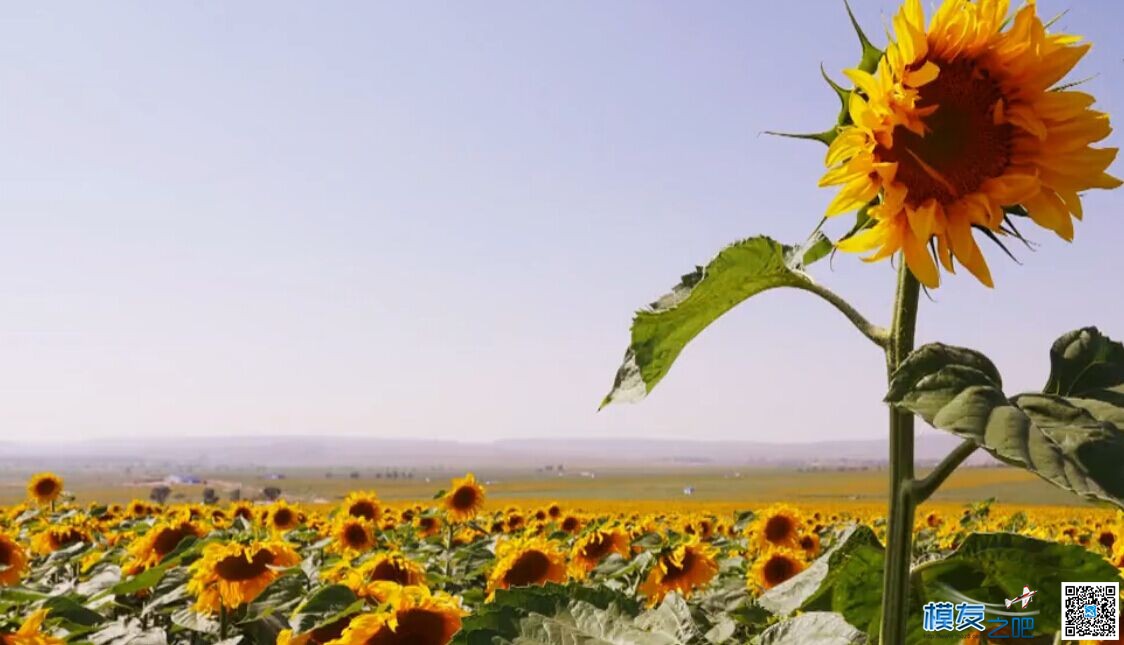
[0,432,994,469]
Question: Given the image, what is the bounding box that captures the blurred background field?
[0,464,1092,511]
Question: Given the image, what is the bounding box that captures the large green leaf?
[1045,327,1124,426]
[915,532,1122,634]
[754,612,868,645]
[287,584,362,634]
[886,329,1124,509]
[512,601,680,645]
[601,234,830,407]
[452,583,643,645]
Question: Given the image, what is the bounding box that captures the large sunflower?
[351,552,427,592]
[186,540,300,612]
[748,547,808,592]
[443,473,486,522]
[30,523,90,555]
[746,504,803,552]
[267,500,303,533]
[0,609,64,645]
[342,491,381,522]
[638,537,719,605]
[569,528,631,578]
[125,519,205,572]
[332,586,465,645]
[329,518,377,556]
[26,473,64,506]
[823,0,1119,287]
[486,536,568,599]
[0,532,28,586]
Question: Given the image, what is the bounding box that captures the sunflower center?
[310,616,354,643]
[561,517,580,532]
[349,501,378,520]
[34,479,58,496]
[879,58,1012,207]
[371,560,413,585]
[662,550,697,583]
[579,534,615,561]
[1099,531,1116,549]
[153,526,194,558]
[53,528,85,548]
[451,487,478,510]
[503,551,551,587]
[215,550,275,581]
[763,555,800,587]
[0,541,12,566]
[273,509,294,527]
[366,609,449,645]
[343,524,370,547]
[763,516,795,543]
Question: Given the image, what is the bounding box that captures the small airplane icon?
[1005,586,1038,609]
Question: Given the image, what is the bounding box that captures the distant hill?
[0,431,994,470]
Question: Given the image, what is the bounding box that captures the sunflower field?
[0,471,1121,644]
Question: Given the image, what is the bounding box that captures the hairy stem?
[914,439,979,503]
[880,263,921,645]
[795,280,890,349]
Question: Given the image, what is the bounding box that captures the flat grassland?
[0,464,1089,513]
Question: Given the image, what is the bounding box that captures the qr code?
[1063,582,1119,640]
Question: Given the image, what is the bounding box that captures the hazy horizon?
[3,1,1123,443]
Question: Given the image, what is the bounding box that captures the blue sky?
[1,1,1121,443]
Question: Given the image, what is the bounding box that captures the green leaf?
[915,532,1121,634]
[886,335,1124,509]
[601,235,829,407]
[288,584,360,634]
[453,583,642,645]
[511,598,694,645]
[45,595,106,627]
[755,611,868,645]
[1044,327,1124,397]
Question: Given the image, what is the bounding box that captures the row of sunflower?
[2,472,1122,643]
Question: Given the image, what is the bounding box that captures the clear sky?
[2,1,1122,444]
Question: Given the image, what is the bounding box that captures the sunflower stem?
[880,262,920,645]
[220,603,228,640]
[914,439,979,503]
[795,281,890,349]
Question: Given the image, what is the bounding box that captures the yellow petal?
[903,60,940,88]
[901,226,939,288]
[1024,189,1075,241]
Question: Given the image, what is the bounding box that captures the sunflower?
[330,518,376,555]
[342,491,381,522]
[352,552,427,592]
[187,539,300,612]
[747,504,803,552]
[30,523,90,555]
[823,0,1119,288]
[638,537,719,605]
[547,502,562,519]
[486,536,568,598]
[443,473,485,522]
[559,515,582,534]
[569,528,631,578]
[0,609,64,645]
[332,586,465,645]
[229,501,255,522]
[798,532,822,559]
[267,500,302,533]
[126,519,205,571]
[26,473,63,505]
[0,532,28,586]
[128,499,154,518]
[415,515,442,539]
[749,548,808,592]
